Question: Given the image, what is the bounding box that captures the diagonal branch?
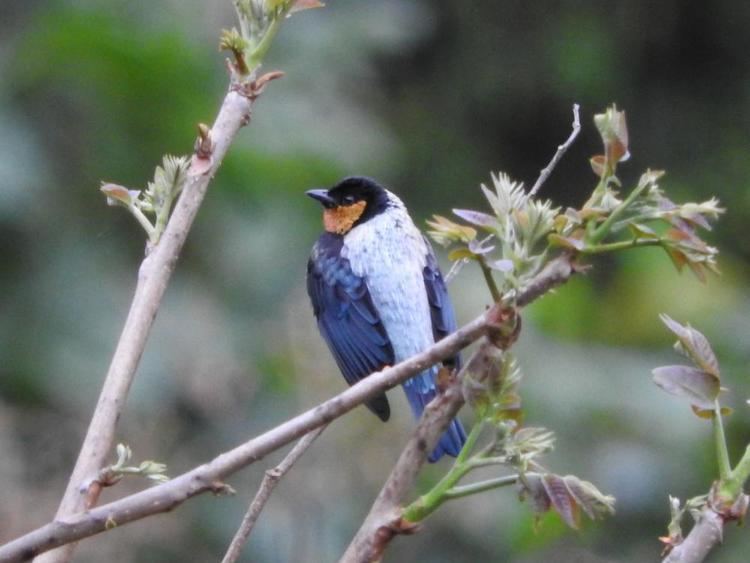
[37,73,272,563]
[342,253,579,562]
[221,426,327,563]
[0,306,492,562]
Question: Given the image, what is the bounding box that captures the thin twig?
[221,426,326,563]
[527,103,581,199]
[36,75,266,563]
[0,308,492,562]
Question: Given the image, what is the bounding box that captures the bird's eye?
[342,195,356,205]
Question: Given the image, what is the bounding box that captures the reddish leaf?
[542,473,579,529]
[664,246,687,271]
[590,155,606,178]
[519,473,551,516]
[548,233,584,251]
[290,0,324,13]
[659,315,720,376]
[100,183,137,207]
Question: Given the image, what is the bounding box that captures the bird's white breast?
[342,195,434,364]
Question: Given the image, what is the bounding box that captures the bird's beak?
[305,189,336,207]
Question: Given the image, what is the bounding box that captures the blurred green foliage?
[1,1,750,562]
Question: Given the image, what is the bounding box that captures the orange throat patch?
[323,201,367,235]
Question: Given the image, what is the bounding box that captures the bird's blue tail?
[403,370,467,462]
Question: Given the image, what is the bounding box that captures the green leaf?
[548,233,584,251]
[448,248,477,261]
[690,405,733,419]
[652,365,719,408]
[426,215,477,246]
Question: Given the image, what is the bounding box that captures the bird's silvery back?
[341,191,435,394]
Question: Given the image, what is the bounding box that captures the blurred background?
[1,1,750,561]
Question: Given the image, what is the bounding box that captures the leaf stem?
[588,181,650,245]
[725,445,750,495]
[713,400,731,481]
[478,257,503,303]
[246,14,284,71]
[581,237,663,255]
[402,422,484,522]
[129,205,157,242]
[154,192,175,243]
[443,474,518,500]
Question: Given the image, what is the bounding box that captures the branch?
[0,307,492,562]
[527,103,581,199]
[342,253,579,563]
[36,72,278,563]
[221,426,326,563]
[662,508,724,563]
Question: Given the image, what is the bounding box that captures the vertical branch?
[38,81,266,563]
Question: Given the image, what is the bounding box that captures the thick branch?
[36,80,260,563]
[221,426,326,563]
[0,308,491,562]
[342,253,578,563]
[662,508,724,563]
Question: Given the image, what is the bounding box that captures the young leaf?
[426,215,477,246]
[652,365,719,408]
[101,183,137,207]
[548,233,584,251]
[448,248,477,261]
[564,475,616,520]
[542,473,579,529]
[659,315,720,376]
[691,405,733,419]
[487,259,514,272]
[453,208,498,230]
[519,472,615,530]
[594,105,630,165]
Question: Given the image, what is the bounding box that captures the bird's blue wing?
[423,239,461,370]
[307,233,394,421]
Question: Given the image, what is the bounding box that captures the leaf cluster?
[652,314,724,417]
[224,0,323,74]
[101,155,189,245]
[427,105,723,302]
[405,349,614,531]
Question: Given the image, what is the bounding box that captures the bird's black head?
[306,176,391,235]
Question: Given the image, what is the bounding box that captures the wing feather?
[307,234,394,421]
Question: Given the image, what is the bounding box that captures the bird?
[305,176,466,462]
